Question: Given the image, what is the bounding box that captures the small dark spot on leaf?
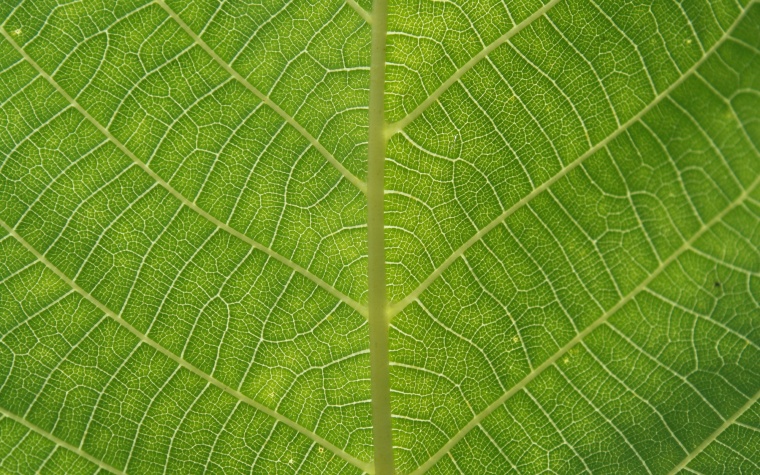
[714,281,721,288]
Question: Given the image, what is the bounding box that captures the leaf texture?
[0,0,758,474]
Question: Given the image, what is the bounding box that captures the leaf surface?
[0,0,758,474]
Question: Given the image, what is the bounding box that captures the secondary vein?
[0,406,124,475]
[384,0,562,136]
[0,26,369,320]
[154,0,368,194]
[346,0,372,25]
[0,218,374,475]
[666,388,760,475]
[409,172,760,475]
[388,3,754,320]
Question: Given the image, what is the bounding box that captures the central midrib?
[366,1,395,475]
[365,2,758,474]
[365,2,566,472]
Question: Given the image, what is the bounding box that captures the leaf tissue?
[0,0,758,474]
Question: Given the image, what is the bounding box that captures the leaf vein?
[0,26,369,319]
[155,0,368,194]
[666,388,760,475]
[0,406,124,475]
[389,4,754,318]
[0,218,374,474]
[385,0,563,136]
[409,170,760,475]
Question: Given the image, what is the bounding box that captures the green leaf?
[0,0,758,474]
